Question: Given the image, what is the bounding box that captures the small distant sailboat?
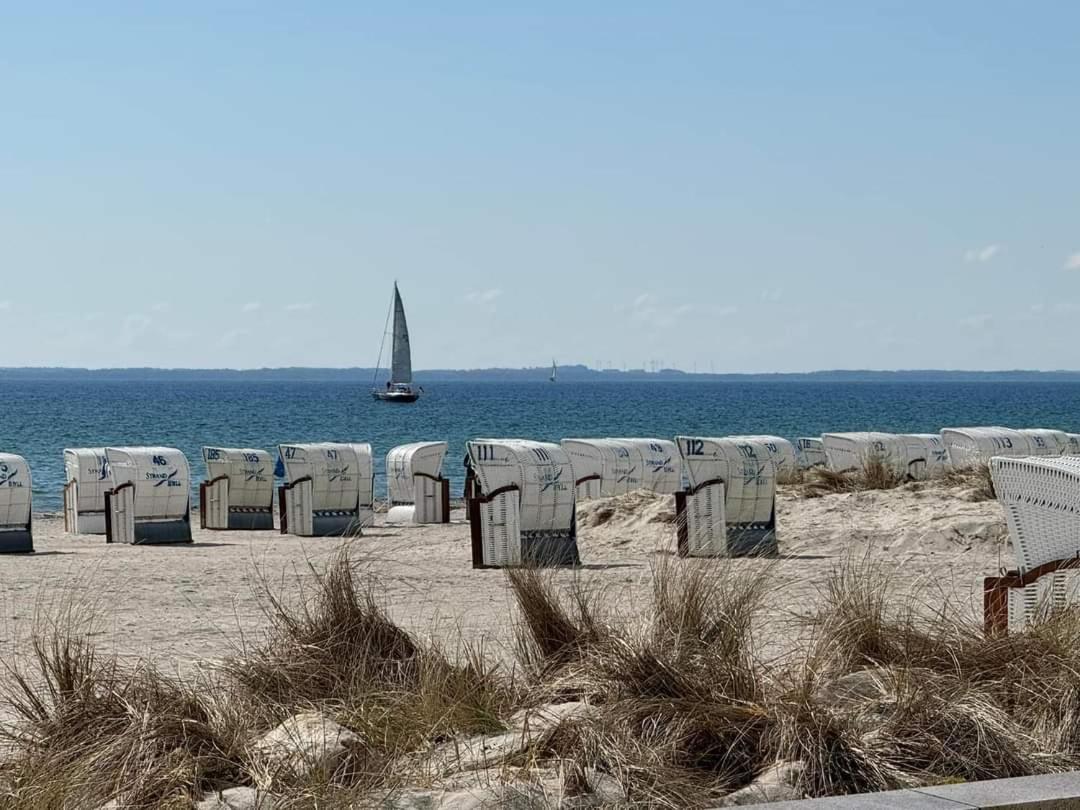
[372,283,421,403]
[549,359,557,383]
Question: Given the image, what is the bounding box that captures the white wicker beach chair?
[562,438,681,499]
[821,432,909,476]
[465,439,578,567]
[795,437,828,470]
[385,441,450,525]
[940,427,1031,469]
[0,454,33,552]
[104,447,192,544]
[900,434,950,480]
[739,435,798,481]
[278,443,374,537]
[1018,429,1071,456]
[200,447,275,530]
[561,438,620,500]
[1067,434,1080,456]
[675,436,778,557]
[63,448,109,534]
[985,455,1080,633]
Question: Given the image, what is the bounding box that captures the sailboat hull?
[373,390,420,403]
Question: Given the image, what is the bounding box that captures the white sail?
[391,284,412,384]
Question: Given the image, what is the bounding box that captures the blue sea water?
[4,379,1080,512]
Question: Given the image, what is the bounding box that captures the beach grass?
[1,547,1079,807]
[799,455,907,498]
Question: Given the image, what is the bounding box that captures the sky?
[1,2,1079,372]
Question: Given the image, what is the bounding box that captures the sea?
[5,379,1080,512]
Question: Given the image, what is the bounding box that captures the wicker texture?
[991,455,1080,630]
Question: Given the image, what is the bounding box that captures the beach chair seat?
[984,456,1080,633]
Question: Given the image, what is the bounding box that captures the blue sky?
[2,2,1078,372]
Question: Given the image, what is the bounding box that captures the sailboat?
[549,359,557,383]
[372,283,421,403]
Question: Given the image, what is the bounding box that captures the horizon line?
[3,365,1080,376]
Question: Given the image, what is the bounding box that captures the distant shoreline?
[3,366,1080,383]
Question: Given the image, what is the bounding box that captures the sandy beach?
[0,478,1009,674]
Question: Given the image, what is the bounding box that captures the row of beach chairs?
[4,428,1080,637]
[56,443,451,549]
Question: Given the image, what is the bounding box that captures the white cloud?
[1064,252,1080,270]
[284,302,314,312]
[963,244,1001,263]
[463,289,503,305]
[150,302,170,313]
[0,301,9,311]
[242,301,262,313]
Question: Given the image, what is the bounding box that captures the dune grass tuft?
[5,548,1080,806]
[801,456,908,498]
[942,463,997,501]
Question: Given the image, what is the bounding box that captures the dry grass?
[800,456,908,498]
[5,549,1080,807]
[226,549,514,781]
[942,463,997,501]
[0,608,247,808]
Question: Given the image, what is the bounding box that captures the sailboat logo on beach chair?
[0,464,20,487]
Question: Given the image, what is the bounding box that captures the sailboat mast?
[371,287,395,389]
